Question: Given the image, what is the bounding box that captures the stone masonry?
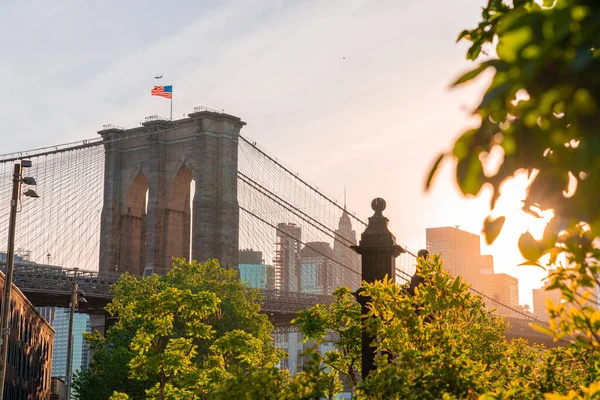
[98,111,245,276]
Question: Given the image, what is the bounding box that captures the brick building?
[0,272,54,399]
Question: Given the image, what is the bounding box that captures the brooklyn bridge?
[0,107,552,345]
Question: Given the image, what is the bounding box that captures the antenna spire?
[344,185,347,210]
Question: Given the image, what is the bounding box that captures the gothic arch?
[119,171,148,275]
[163,166,193,269]
[123,171,149,217]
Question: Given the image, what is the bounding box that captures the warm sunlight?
[494,174,555,242]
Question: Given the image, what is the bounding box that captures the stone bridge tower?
[98,110,245,276]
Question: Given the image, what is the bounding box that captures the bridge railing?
[0,262,334,311]
[0,262,120,298]
[193,106,223,114]
[260,289,334,314]
[101,124,125,131]
[144,115,170,123]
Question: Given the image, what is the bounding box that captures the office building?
[480,273,519,308]
[300,242,334,294]
[532,279,562,321]
[426,226,481,289]
[479,255,494,275]
[238,249,267,289]
[48,309,91,378]
[275,223,302,292]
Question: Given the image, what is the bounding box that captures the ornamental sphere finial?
[371,198,386,213]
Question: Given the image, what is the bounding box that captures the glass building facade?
[39,307,91,377]
[239,263,267,289]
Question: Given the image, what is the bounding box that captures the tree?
[293,286,362,389]
[355,255,508,399]
[426,0,600,397]
[74,259,282,399]
[290,256,600,399]
[428,0,600,339]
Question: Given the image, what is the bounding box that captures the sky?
[0,0,550,306]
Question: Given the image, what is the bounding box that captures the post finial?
[371,198,386,214]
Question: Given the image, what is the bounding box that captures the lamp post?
[352,198,404,379]
[0,160,38,400]
[65,268,86,400]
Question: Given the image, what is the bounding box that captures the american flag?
[151,85,172,99]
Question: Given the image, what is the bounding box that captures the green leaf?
[453,129,477,159]
[483,216,506,244]
[425,153,445,190]
[479,81,512,109]
[518,232,543,262]
[456,29,471,42]
[456,155,484,195]
[467,42,482,60]
[496,26,533,62]
[453,64,490,86]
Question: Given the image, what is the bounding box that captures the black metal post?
[0,163,21,399]
[352,198,403,380]
[66,268,79,400]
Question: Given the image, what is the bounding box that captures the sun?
[493,174,555,243]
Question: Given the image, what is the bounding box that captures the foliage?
[353,256,599,399]
[75,257,600,399]
[427,0,600,397]
[73,323,150,399]
[355,255,508,399]
[291,256,600,399]
[294,256,600,399]
[74,259,282,400]
[209,349,342,400]
[293,286,362,387]
[428,0,600,242]
[482,340,600,399]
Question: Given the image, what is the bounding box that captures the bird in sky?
[154,75,163,79]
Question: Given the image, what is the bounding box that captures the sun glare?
[494,174,554,241]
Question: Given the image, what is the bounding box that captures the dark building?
[50,378,66,400]
[0,271,54,399]
[274,223,302,292]
[300,242,334,295]
[239,249,263,265]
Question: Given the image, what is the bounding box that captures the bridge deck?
[1,262,558,345]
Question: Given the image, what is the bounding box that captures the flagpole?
[170,92,173,120]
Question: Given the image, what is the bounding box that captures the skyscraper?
[480,273,519,308]
[46,309,91,378]
[333,211,360,290]
[532,280,562,321]
[532,273,598,321]
[479,255,494,275]
[426,226,481,289]
[275,223,302,292]
[300,242,334,294]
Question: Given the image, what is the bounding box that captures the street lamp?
[66,268,86,400]
[0,160,38,399]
